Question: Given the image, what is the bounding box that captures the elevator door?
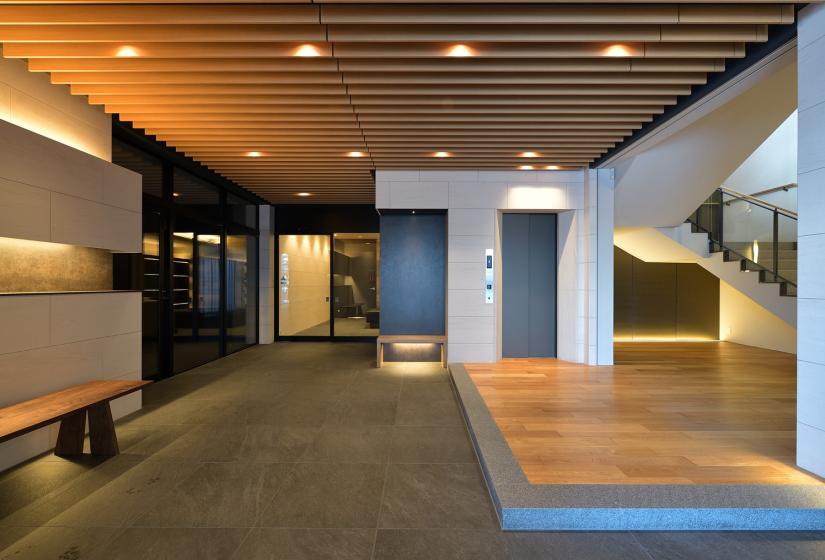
[502,213,557,357]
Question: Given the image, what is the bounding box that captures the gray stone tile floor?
[0,342,824,559]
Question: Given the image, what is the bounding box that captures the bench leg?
[88,402,119,456]
[55,410,86,457]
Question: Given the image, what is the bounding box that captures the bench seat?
[0,380,151,457]
[377,334,447,367]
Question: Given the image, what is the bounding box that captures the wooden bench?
[377,335,447,368]
[0,380,151,458]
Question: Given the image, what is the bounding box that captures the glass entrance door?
[333,233,380,337]
[172,217,223,373]
[278,234,331,337]
[141,210,167,379]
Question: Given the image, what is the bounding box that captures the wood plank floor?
[465,342,825,485]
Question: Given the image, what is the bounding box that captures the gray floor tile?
[634,532,775,560]
[325,383,401,427]
[260,463,385,528]
[390,426,476,464]
[301,426,392,464]
[231,528,374,559]
[238,426,319,463]
[505,532,654,560]
[395,385,464,427]
[96,528,248,560]
[379,464,498,529]
[373,529,506,560]
[44,457,196,528]
[0,459,99,521]
[121,399,248,427]
[0,527,120,560]
[246,399,333,427]
[751,532,825,560]
[133,462,290,528]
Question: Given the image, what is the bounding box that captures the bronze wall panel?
[614,246,719,340]
[0,237,112,293]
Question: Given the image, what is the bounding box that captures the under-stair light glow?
[433,151,451,157]
[294,44,322,57]
[545,165,560,170]
[447,44,474,57]
[296,192,312,197]
[518,165,534,170]
[604,44,632,57]
[246,151,263,157]
[115,46,140,57]
[347,151,365,157]
[520,151,539,158]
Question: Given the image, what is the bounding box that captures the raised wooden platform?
[465,342,822,486]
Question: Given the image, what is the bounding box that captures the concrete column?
[258,205,275,344]
[797,2,825,477]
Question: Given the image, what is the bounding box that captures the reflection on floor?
[293,317,379,337]
[1,343,824,559]
[466,342,824,485]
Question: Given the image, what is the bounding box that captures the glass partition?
[226,231,258,353]
[333,234,380,337]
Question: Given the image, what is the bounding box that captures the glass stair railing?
[686,185,797,298]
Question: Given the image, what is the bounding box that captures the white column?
[583,169,615,366]
[258,205,275,344]
[797,3,825,477]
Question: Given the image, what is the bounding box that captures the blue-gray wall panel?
[380,214,446,335]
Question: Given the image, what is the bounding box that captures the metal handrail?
[719,186,798,219]
[747,182,797,199]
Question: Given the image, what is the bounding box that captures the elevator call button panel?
[485,248,494,304]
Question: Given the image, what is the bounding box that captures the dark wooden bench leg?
[88,402,119,456]
[54,410,86,457]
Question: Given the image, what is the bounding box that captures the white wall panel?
[448,209,495,237]
[449,181,507,209]
[389,180,448,208]
[0,177,50,242]
[50,193,141,253]
[448,235,491,263]
[0,296,50,355]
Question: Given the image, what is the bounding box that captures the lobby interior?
[2,1,825,558]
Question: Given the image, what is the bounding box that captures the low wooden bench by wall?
[0,380,150,458]
[377,334,447,368]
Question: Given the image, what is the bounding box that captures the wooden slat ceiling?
[0,1,807,204]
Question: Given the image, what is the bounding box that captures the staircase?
[686,186,797,299]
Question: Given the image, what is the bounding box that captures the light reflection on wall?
[0,236,112,293]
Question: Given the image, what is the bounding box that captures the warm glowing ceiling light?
[294,44,322,57]
[433,151,451,158]
[520,151,539,158]
[518,165,534,170]
[447,44,474,57]
[347,151,365,157]
[545,165,560,170]
[173,192,180,197]
[246,151,263,157]
[296,192,312,197]
[115,46,140,57]
[604,44,632,57]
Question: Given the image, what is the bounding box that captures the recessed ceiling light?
[294,44,322,57]
[296,192,312,197]
[172,192,180,197]
[115,46,140,58]
[447,44,474,57]
[347,151,365,157]
[246,151,263,157]
[604,44,632,57]
[520,151,539,158]
[433,151,451,158]
[545,165,561,170]
[518,165,534,170]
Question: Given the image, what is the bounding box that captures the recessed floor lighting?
[294,44,322,57]
[604,44,632,57]
[447,44,474,57]
[347,151,365,157]
[545,165,560,170]
[296,192,312,197]
[115,46,140,57]
[246,151,263,157]
[520,151,539,158]
[518,165,534,170]
[433,151,451,157]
